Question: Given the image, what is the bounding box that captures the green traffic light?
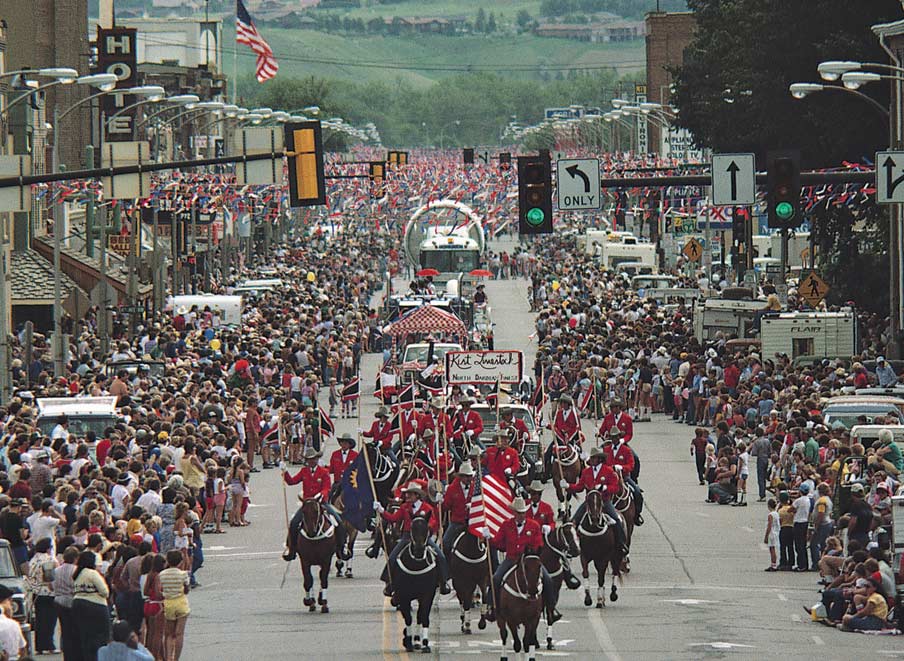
[775,201,794,220]
[526,207,545,226]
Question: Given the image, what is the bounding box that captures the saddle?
[451,531,487,564]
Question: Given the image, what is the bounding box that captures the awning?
[386,304,466,337]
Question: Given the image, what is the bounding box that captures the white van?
[37,396,120,438]
[170,295,242,326]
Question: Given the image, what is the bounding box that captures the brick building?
[645,11,696,155]
[0,0,90,169]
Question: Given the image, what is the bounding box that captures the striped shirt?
[158,568,189,600]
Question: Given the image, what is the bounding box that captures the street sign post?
[556,158,600,210]
[799,271,830,308]
[711,153,756,206]
[876,151,904,204]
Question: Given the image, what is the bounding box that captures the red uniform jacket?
[500,418,530,452]
[452,410,484,442]
[526,500,556,529]
[328,448,358,484]
[568,464,618,499]
[484,446,521,480]
[284,465,332,501]
[552,407,580,441]
[363,419,396,449]
[399,409,418,442]
[599,412,634,442]
[418,412,453,442]
[444,476,473,524]
[490,517,544,560]
[603,441,635,474]
[381,500,439,534]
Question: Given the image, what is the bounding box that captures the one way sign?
[876,151,904,204]
[556,158,600,210]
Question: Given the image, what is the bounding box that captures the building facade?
[645,11,696,156]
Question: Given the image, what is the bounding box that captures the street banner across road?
[445,350,523,385]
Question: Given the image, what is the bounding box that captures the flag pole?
[477,448,497,615]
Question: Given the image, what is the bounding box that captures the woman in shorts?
[159,550,191,661]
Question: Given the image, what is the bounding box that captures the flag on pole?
[392,383,415,411]
[578,385,594,412]
[341,454,375,532]
[236,0,279,82]
[340,377,360,402]
[468,474,513,537]
[318,406,335,440]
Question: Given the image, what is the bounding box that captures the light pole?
[102,85,166,137]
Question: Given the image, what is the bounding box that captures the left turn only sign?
[556,158,601,210]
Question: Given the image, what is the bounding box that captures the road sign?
[682,237,703,262]
[556,158,600,210]
[711,153,756,206]
[799,271,829,308]
[876,151,904,204]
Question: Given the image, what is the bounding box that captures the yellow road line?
[382,596,410,661]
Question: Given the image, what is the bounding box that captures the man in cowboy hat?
[361,406,398,463]
[452,397,484,452]
[467,444,486,477]
[566,447,629,558]
[481,496,562,625]
[441,462,476,557]
[328,433,358,494]
[599,399,633,443]
[544,394,581,479]
[418,397,452,446]
[485,431,521,483]
[499,407,530,455]
[281,447,348,561]
[603,429,644,526]
[375,482,451,597]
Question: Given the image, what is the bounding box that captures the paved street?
[179,239,898,660]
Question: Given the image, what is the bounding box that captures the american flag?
[236,0,278,82]
[468,473,512,537]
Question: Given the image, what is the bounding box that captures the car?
[36,396,121,438]
[0,540,31,640]
[821,395,904,429]
[102,360,167,381]
[469,403,541,464]
[849,425,904,453]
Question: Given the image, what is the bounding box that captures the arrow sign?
[711,153,755,206]
[565,164,590,192]
[876,151,904,204]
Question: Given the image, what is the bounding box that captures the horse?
[497,552,544,661]
[365,442,400,506]
[549,441,583,509]
[365,499,402,560]
[295,499,337,613]
[449,529,491,635]
[393,518,440,653]
[576,489,624,609]
[611,471,636,553]
[539,522,581,650]
[329,491,359,578]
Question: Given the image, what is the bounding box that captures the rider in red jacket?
[484,432,521,482]
[281,447,347,562]
[544,395,583,476]
[566,447,629,557]
[603,430,644,525]
[598,399,634,442]
[440,462,476,556]
[481,497,562,625]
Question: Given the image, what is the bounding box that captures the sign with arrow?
[556,158,600,210]
[876,151,904,204]
[711,153,756,206]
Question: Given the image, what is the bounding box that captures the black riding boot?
[335,524,349,560]
[283,531,296,561]
[634,489,645,526]
[562,563,581,589]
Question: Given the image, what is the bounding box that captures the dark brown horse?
[549,442,583,509]
[576,490,624,609]
[365,499,402,560]
[449,529,490,634]
[330,491,359,578]
[497,553,544,661]
[540,522,580,650]
[611,472,636,558]
[296,499,337,613]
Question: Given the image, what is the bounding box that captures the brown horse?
[539,522,580,650]
[611,473,636,554]
[449,529,490,634]
[497,552,544,661]
[330,491,359,578]
[550,443,583,509]
[576,490,624,609]
[296,499,337,613]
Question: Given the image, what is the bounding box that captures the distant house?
[385,16,457,35]
[591,20,645,42]
[533,24,593,41]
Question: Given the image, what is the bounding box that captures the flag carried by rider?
[468,473,512,537]
[341,453,375,532]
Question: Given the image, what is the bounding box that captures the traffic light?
[766,150,801,228]
[387,150,408,168]
[369,161,386,198]
[285,121,326,207]
[463,148,474,165]
[732,207,747,244]
[499,152,511,169]
[517,154,553,235]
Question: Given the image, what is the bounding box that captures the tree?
[475,8,486,33]
[487,12,497,34]
[516,9,533,30]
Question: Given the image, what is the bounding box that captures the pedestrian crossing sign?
[799,271,829,308]
[682,237,703,262]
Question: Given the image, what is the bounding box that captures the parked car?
[0,540,31,644]
[821,395,904,429]
[470,403,541,465]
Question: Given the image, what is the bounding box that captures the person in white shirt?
[0,585,27,660]
[111,475,132,519]
[791,483,813,572]
[136,480,162,516]
[50,417,69,443]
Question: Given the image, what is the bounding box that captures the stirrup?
[634,514,644,526]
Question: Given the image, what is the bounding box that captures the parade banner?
[445,350,523,385]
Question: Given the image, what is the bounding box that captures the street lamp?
[104,85,167,130]
[0,67,78,83]
[788,81,889,119]
[136,94,201,128]
[841,71,883,89]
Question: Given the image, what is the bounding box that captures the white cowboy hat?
[510,496,529,513]
[457,462,476,477]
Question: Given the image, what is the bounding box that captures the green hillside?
[225,25,645,90]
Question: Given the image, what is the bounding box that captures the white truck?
[760,311,856,359]
[403,200,485,285]
[693,297,765,341]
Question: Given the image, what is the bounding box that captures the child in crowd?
[777,492,795,570]
[734,441,750,506]
[763,498,779,571]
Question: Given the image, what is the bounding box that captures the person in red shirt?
[244,398,262,472]
[499,407,530,455]
[526,479,579,586]
[723,361,740,396]
[451,397,484,453]
[485,432,521,483]
[598,399,634,443]
[440,462,475,557]
[481,497,561,624]
[602,432,644,526]
[418,398,452,447]
[328,433,358,491]
[544,395,582,477]
[374,483,450,596]
[566,447,628,556]
[361,406,398,463]
[280,447,347,561]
